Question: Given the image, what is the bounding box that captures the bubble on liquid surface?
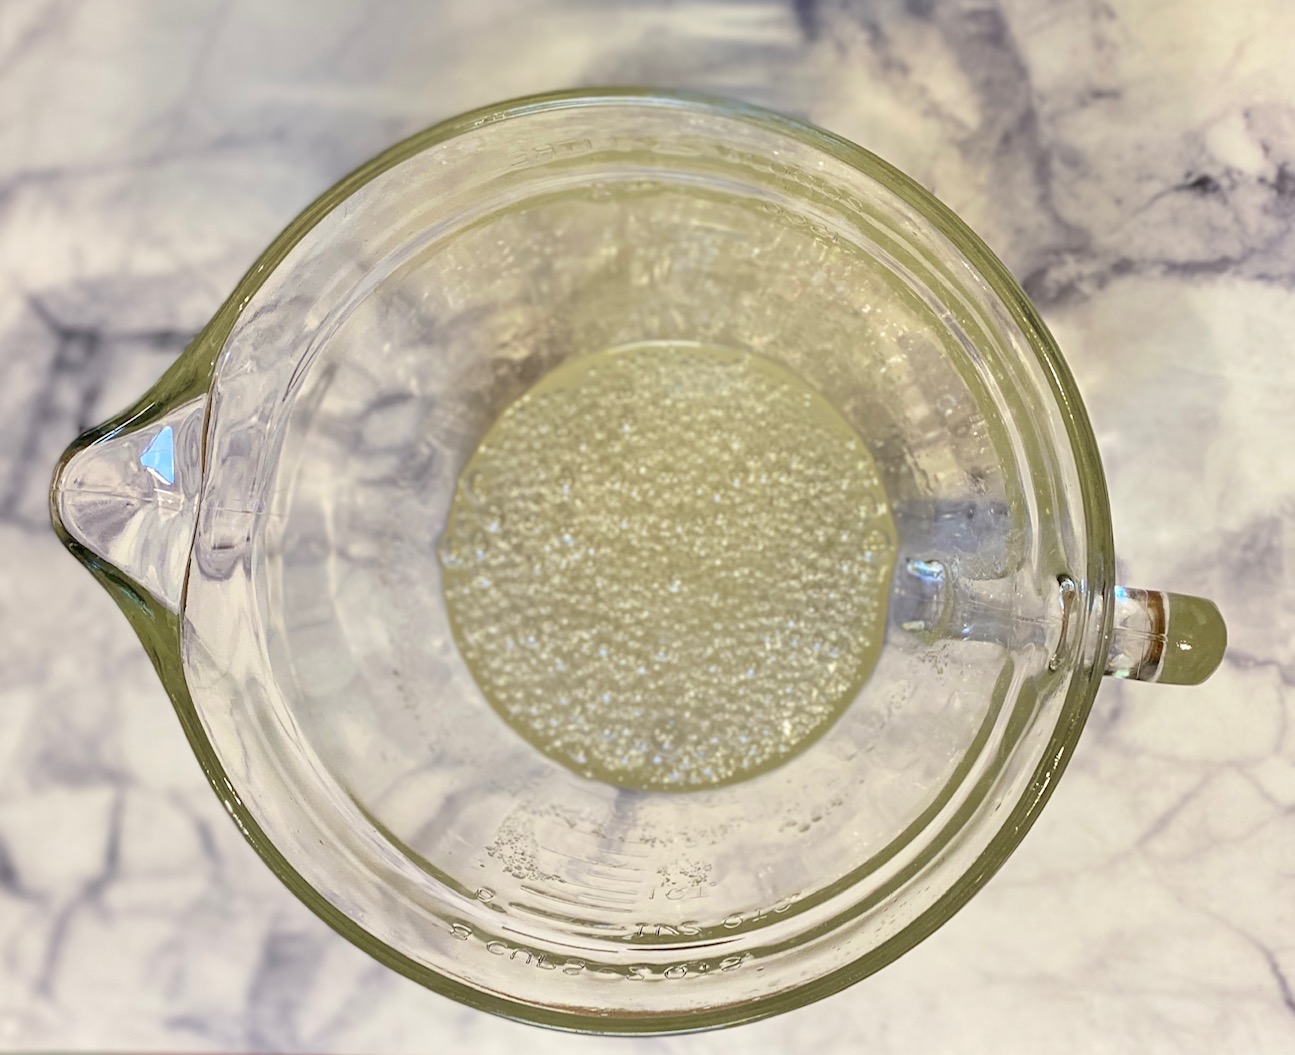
[440,342,896,791]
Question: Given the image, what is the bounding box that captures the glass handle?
[1104,586,1227,685]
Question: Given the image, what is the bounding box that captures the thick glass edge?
[51,87,1117,1035]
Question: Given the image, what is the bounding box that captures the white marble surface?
[2,0,1293,1051]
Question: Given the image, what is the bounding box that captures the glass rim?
[78,88,1116,1035]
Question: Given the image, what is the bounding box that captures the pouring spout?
[51,395,208,614]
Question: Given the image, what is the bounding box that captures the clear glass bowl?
[51,91,1226,1034]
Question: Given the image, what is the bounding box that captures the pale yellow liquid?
[439,342,896,791]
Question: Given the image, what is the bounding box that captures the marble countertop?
[3,0,1293,1051]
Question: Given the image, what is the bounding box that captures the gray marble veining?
[2,0,1293,1051]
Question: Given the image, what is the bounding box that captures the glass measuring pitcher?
[50,91,1226,1034]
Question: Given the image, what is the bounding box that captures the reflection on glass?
[140,425,175,484]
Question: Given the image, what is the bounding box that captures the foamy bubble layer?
[440,342,895,791]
